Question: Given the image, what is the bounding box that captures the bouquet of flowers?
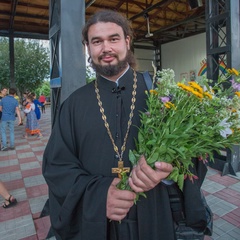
[117,67,240,196]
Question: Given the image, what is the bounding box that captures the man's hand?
[128,155,173,193]
[107,178,136,221]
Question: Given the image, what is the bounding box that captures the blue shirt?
[0,95,18,121]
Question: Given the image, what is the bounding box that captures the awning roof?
[0,0,206,44]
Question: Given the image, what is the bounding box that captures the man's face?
[87,22,131,78]
[1,88,8,96]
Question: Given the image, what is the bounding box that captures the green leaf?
[147,152,159,164]
[129,150,137,165]
[177,173,184,191]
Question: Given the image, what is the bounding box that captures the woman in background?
[23,93,42,138]
[32,93,43,121]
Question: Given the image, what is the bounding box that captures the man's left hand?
[128,155,173,193]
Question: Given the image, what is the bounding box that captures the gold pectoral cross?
[112,160,130,179]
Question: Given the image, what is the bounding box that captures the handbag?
[166,183,213,240]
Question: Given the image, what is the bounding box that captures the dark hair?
[1,87,8,91]
[26,93,34,101]
[82,10,133,45]
[9,88,16,95]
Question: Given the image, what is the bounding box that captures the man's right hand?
[106,178,136,221]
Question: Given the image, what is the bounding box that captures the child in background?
[23,93,42,138]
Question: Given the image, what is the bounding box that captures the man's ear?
[87,45,91,55]
[126,36,131,50]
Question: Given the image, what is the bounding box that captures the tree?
[36,81,51,98]
[0,37,50,95]
[86,65,96,83]
[0,37,10,88]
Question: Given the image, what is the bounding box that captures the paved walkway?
[0,107,240,240]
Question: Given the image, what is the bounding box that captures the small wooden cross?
[112,160,130,179]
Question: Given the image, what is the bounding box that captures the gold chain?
[95,71,137,162]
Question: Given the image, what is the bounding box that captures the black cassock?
[42,68,207,240]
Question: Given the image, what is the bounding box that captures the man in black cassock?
[42,10,209,240]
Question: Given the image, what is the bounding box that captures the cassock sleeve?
[42,100,113,239]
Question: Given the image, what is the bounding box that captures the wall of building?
[161,33,207,82]
[134,33,209,81]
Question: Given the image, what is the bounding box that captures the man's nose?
[102,40,112,52]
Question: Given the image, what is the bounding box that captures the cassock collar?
[96,68,136,93]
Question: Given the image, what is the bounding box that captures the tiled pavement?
[0,107,240,240]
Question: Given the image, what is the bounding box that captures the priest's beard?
[91,51,134,77]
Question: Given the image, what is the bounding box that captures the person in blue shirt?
[0,88,21,151]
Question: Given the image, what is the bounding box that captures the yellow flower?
[178,83,193,92]
[227,68,233,74]
[177,83,184,88]
[232,68,239,76]
[191,90,203,99]
[149,89,158,95]
[235,92,240,97]
[203,92,212,99]
[188,81,204,93]
[164,101,176,109]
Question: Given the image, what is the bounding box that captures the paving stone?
[0,171,22,182]
[229,182,240,193]
[0,215,36,240]
[17,152,35,159]
[20,161,41,171]
[32,146,46,152]
[29,195,48,214]
[24,175,46,188]
[202,180,226,194]
[0,159,19,167]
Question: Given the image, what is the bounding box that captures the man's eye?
[111,38,118,42]
[92,40,101,45]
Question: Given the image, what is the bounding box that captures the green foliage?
[36,81,50,98]
[0,38,10,88]
[86,66,96,83]
[0,37,50,95]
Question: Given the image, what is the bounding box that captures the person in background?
[39,93,46,114]
[0,87,8,147]
[42,10,174,240]
[32,92,43,121]
[0,181,17,208]
[0,87,8,121]
[20,92,28,125]
[23,93,43,139]
[0,88,21,151]
[14,92,20,105]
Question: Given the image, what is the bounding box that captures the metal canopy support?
[206,0,240,175]
[9,32,15,88]
[229,1,240,71]
[206,0,240,81]
[49,0,86,126]
[41,2,86,236]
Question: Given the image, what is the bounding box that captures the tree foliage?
[0,37,50,95]
[36,81,51,98]
[0,38,10,87]
[86,65,96,84]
